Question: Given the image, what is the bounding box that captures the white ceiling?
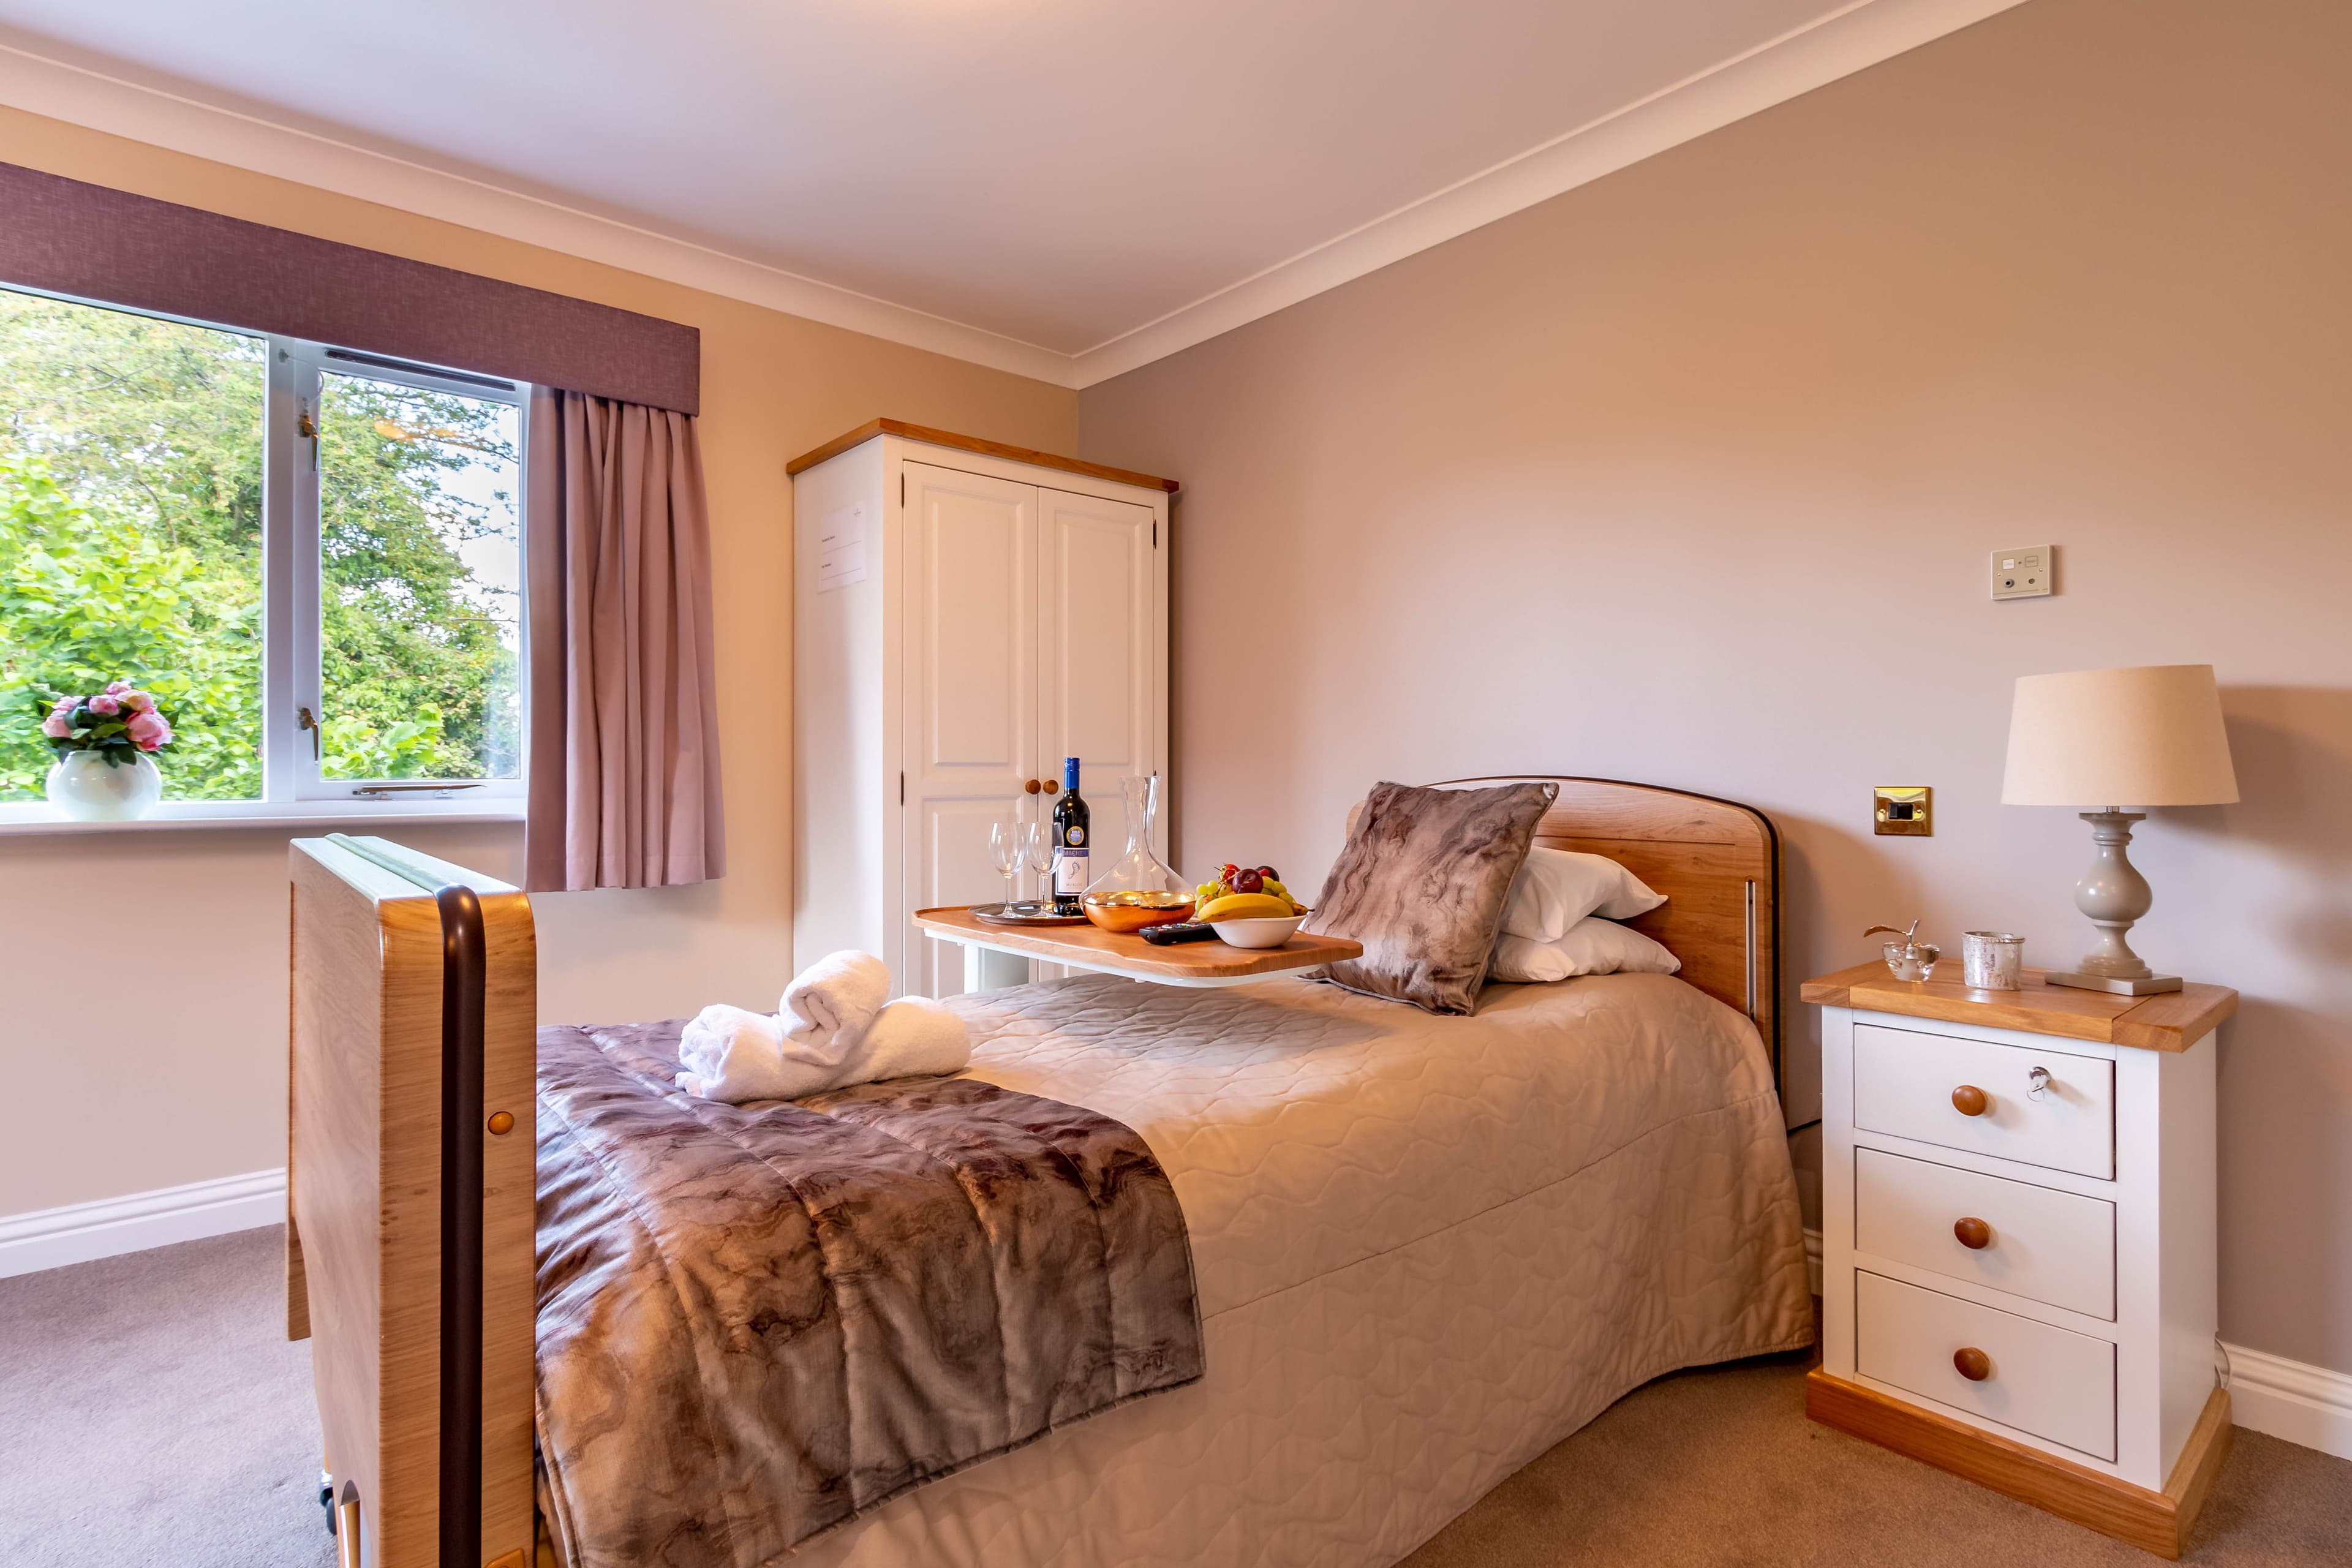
[0,0,2024,386]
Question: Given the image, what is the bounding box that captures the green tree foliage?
[0,288,518,799]
[316,374,519,780]
[0,459,260,796]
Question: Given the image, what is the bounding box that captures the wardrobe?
[790,421,1174,998]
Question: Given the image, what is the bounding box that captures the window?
[0,285,524,817]
[1,287,267,801]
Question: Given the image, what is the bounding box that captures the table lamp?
[2000,665,2237,995]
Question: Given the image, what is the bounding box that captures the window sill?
[0,799,525,836]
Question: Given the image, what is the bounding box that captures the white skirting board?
[2223,1341,2352,1464]
[1802,1227,2352,1463]
[0,1169,285,1279]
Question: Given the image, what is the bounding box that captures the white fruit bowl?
[1208,913,1306,949]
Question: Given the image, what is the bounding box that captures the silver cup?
[1962,931,2025,990]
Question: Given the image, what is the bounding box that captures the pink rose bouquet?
[31,682,176,767]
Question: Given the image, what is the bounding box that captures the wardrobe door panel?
[1037,486,1157,837]
[903,461,1035,997]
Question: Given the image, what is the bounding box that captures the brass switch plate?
[1874,786,1932,836]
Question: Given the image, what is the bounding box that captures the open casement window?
[274,342,526,804]
[0,282,526,819]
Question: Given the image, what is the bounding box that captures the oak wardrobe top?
[785,418,1180,494]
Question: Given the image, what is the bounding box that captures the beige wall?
[1080,0,2352,1375]
[0,107,1077,1216]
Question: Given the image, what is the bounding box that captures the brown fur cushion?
[1303,780,1558,1014]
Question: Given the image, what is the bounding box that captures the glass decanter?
[1082,774,1195,933]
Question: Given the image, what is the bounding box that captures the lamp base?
[2045,969,2184,997]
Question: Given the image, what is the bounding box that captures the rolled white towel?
[675,1002,839,1104]
[778,951,892,1067]
[844,997,972,1085]
[676,1003,773,1084]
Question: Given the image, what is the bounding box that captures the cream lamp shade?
[2001,665,2239,807]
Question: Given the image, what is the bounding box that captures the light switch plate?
[1992,544,2053,600]
[1874,786,1932,836]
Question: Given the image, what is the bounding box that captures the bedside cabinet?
[1800,962,2238,1558]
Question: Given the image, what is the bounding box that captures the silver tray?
[971,900,1090,927]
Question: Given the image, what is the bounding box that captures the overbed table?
[914,905,1362,990]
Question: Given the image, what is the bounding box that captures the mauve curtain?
[525,388,725,891]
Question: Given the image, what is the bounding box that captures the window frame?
[0,283,529,828]
[273,338,529,805]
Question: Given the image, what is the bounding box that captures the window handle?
[298,706,322,761]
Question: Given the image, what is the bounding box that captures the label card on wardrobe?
[816,503,867,590]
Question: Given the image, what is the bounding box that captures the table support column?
[962,944,1032,994]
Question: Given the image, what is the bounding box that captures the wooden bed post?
[287,836,538,1568]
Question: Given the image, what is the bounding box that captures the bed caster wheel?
[321,1470,337,1536]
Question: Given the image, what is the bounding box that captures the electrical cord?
[1784,1117,1822,1137]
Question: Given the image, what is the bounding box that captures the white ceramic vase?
[46,750,164,821]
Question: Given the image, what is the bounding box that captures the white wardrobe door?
[903,462,1035,998]
[1036,486,1159,857]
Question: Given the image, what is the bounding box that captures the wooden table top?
[914,905,1361,985]
[1801,960,2236,1053]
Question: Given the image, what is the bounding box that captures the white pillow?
[1489,918,1682,983]
[1498,847,1667,941]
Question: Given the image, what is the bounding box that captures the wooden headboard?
[1429,776,1782,1073]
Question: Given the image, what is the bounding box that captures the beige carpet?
[1401,1338,2352,1567]
[3,1229,2345,1567]
[0,1227,332,1568]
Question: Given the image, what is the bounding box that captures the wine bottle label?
[1055,850,1088,894]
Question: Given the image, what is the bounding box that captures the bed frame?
[285,835,538,1568]
[282,777,1777,1567]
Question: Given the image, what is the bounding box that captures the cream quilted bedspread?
[790,970,1811,1568]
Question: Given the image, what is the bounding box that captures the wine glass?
[1022,818,1053,905]
[989,819,1020,912]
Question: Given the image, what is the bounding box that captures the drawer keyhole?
[1953,1216,1992,1250]
[1950,1084,1989,1117]
[1953,1347,1992,1382]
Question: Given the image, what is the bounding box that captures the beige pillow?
[1488,918,1683,983]
[1303,780,1558,1014]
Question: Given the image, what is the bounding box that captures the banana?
[1199,892,1295,922]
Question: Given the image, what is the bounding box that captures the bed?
[285,777,1809,1568]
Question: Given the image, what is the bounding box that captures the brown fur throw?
[533,1019,1204,1567]
[1303,780,1558,1013]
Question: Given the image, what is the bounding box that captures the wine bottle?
[1051,757,1090,914]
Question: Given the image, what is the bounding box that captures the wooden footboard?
[286,835,538,1568]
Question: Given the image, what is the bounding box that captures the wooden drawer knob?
[1023,778,1041,794]
[1950,1084,1989,1117]
[1953,1346,1992,1382]
[1953,1216,1992,1250]
[1041,778,1060,795]
[487,1111,515,1136]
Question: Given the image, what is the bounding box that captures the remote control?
[1140,921,1219,946]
